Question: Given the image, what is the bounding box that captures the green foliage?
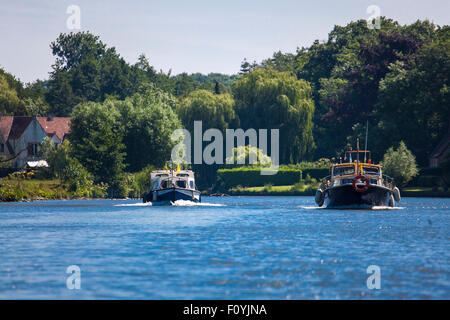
[177,89,237,132]
[216,167,302,190]
[290,181,306,192]
[381,141,419,187]
[61,158,108,197]
[0,72,26,115]
[232,68,315,163]
[375,34,449,164]
[117,84,182,171]
[40,138,71,178]
[225,145,272,167]
[46,32,138,115]
[69,101,126,186]
[125,165,155,198]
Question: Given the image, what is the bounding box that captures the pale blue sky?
[1,0,449,83]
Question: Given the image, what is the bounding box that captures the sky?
[0,0,449,83]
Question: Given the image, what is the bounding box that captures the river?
[0,196,448,299]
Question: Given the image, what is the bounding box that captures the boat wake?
[371,206,405,210]
[114,200,225,207]
[172,200,225,207]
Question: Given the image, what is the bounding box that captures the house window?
[28,143,40,157]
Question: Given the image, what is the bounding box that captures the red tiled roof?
[0,116,14,142]
[36,117,71,140]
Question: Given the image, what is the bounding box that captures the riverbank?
[0,178,108,202]
[0,179,70,202]
[2,179,449,202]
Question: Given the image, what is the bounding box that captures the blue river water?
[0,196,448,299]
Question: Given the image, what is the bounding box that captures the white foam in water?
[171,200,226,207]
[114,202,153,207]
[372,206,405,210]
[114,200,225,207]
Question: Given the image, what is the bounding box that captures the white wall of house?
[9,119,48,168]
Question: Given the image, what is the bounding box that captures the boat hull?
[143,187,201,204]
[324,184,393,209]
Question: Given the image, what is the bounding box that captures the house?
[0,116,71,168]
[428,130,450,168]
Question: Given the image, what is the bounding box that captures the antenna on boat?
[364,120,368,163]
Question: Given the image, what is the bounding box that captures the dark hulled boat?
[142,169,201,205]
[315,140,401,209]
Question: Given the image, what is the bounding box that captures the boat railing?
[381,174,395,189]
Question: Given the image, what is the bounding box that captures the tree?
[69,101,125,187]
[116,84,182,171]
[24,97,50,116]
[177,89,236,132]
[381,141,419,187]
[40,137,71,178]
[176,89,237,186]
[0,73,25,115]
[225,145,272,167]
[46,32,138,115]
[232,68,315,163]
[374,35,449,165]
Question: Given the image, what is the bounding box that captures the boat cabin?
[330,162,383,187]
[150,170,196,191]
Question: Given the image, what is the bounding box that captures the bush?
[290,181,305,192]
[0,188,23,201]
[381,141,419,187]
[301,168,329,180]
[216,167,302,190]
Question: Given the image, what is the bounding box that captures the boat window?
[156,174,168,178]
[161,180,172,188]
[333,166,354,176]
[176,180,187,188]
[177,173,189,177]
[363,166,379,175]
[189,181,194,189]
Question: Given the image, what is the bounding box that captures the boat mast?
[364,120,368,163]
[357,138,360,175]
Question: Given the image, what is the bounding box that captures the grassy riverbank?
[0,178,73,201]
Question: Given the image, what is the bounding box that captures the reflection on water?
[0,196,448,299]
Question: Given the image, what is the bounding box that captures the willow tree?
[176,89,237,187]
[232,68,315,163]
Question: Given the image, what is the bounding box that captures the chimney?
[47,115,54,121]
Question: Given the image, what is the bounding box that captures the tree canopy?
[232,68,315,163]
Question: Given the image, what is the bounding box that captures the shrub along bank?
[216,167,302,191]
